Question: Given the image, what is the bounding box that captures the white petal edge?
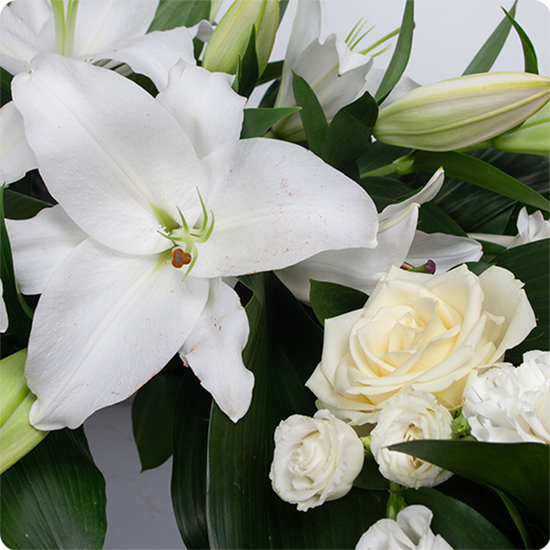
[6,205,87,295]
[12,54,209,255]
[71,0,159,56]
[86,27,196,92]
[195,138,378,278]
[0,279,8,333]
[407,231,483,274]
[157,61,246,159]
[276,203,418,301]
[26,238,209,430]
[0,101,37,184]
[180,278,253,422]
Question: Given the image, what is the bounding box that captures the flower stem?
[386,481,407,520]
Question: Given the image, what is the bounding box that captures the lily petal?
[0,101,37,184]
[157,61,246,158]
[0,280,7,333]
[180,278,253,422]
[71,0,159,57]
[25,238,209,430]
[407,231,483,274]
[6,205,86,295]
[379,168,444,224]
[0,0,51,74]
[195,137,378,277]
[12,54,208,255]
[277,204,419,301]
[276,35,372,140]
[87,27,196,92]
[277,0,324,108]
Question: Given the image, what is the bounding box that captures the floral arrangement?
[0,0,548,549]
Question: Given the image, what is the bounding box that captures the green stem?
[387,481,407,520]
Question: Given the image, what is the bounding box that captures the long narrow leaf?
[206,273,387,549]
[292,71,328,154]
[502,8,539,74]
[171,370,212,550]
[0,428,107,549]
[400,487,514,549]
[389,440,549,531]
[463,1,517,75]
[148,0,211,31]
[413,151,550,212]
[241,107,300,139]
[374,0,414,104]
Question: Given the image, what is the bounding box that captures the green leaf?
[463,1,517,75]
[493,240,549,361]
[148,0,211,31]
[131,362,183,471]
[491,486,532,549]
[278,0,289,25]
[259,78,281,108]
[0,428,107,549]
[400,487,514,549]
[292,71,328,155]
[321,91,378,170]
[374,0,414,104]
[207,273,387,549]
[233,26,259,98]
[258,60,284,85]
[357,141,412,177]
[241,107,301,139]
[358,175,413,211]
[413,151,550,212]
[389,440,549,531]
[171,369,212,550]
[433,149,549,233]
[353,453,389,491]
[3,189,50,220]
[0,187,33,343]
[310,280,367,325]
[1,67,13,107]
[502,8,538,74]
[416,202,468,237]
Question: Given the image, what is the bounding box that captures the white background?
[1,1,549,549]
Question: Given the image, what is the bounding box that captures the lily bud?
[0,349,47,474]
[373,72,550,151]
[202,0,279,75]
[493,102,550,156]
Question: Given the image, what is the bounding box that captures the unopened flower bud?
[373,72,550,151]
[493,102,550,156]
[0,349,47,473]
[202,0,279,75]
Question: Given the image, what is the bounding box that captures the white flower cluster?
[463,350,550,445]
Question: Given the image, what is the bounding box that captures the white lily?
[0,280,8,333]
[8,54,378,430]
[470,206,550,250]
[272,0,419,142]
[0,0,212,185]
[276,168,483,301]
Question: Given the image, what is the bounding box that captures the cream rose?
[355,505,453,550]
[307,264,536,425]
[370,390,453,488]
[269,409,364,512]
[463,350,550,444]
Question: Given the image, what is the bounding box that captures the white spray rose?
[356,505,453,550]
[370,391,453,488]
[269,409,364,512]
[463,350,550,444]
[307,264,536,425]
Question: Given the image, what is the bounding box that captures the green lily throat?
[51,0,80,57]
[156,191,215,278]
